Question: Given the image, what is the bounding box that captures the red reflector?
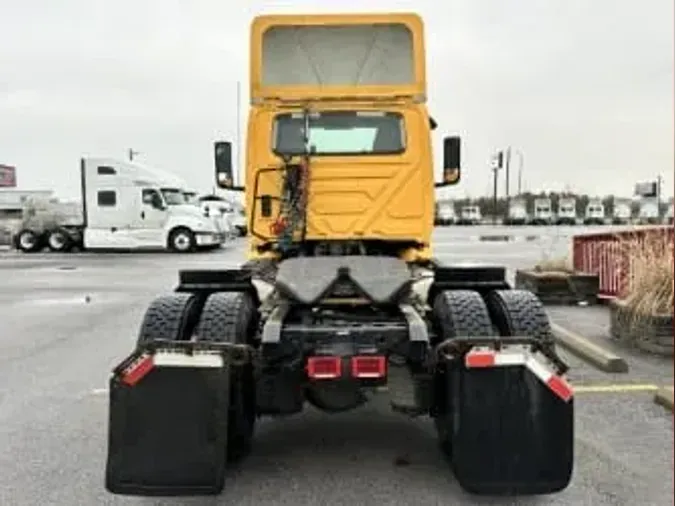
[307,356,342,379]
[351,355,387,379]
[546,375,573,402]
[121,355,154,386]
[465,351,496,368]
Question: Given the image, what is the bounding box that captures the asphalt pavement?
[0,225,672,506]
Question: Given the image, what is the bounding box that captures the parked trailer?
[665,202,674,225]
[583,200,605,225]
[13,158,224,253]
[555,197,577,225]
[572,226,674,298]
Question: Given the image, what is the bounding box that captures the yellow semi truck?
[105,12,574,497]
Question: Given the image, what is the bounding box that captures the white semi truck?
[531,197,553,226]
[435,202,456,225]
[611,198,632,225]
[14,158,225,253]
[665,201,674,225]
[456,204,482,225]
[637,198,660,225]
[504,198,528,225]
[583,199,606,225]
[555,197,577,225]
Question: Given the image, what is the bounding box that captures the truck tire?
[195,291,257,464]
[486,289,552,343]
[136,292,199,346]
[46,228,73,252]
[15,229,41,253]
[168,227,196,253]
[431,290,495,457]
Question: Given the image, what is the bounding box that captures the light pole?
[514,150,524,195]
[128,148,140,161]
[235,80,242,188]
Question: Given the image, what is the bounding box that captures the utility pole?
[656,174,663,218]
[235,80,241,188]
[516,150,524,195]
[128,148,140,161]
[505,146,512,199]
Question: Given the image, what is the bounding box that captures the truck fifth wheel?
[105,12,574,497]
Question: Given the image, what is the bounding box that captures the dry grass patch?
[620,231,674,317]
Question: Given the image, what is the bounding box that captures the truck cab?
[435,202,456,226]
[637,198,660,225]
[82,158,223,252]
[505,198,528,226]
[457,205,481,225]
[665,201,674,225]
[213,13,460,262]
[532,198,553,226]
[583,200,605,225]
[555,198,577,226]
[612,199,632,225]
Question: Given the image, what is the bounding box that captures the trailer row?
[436,198,674,226]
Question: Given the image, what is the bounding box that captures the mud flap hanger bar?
[112,339,253,378]
[435,336,569,376]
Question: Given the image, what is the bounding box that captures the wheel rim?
[19,233,35,249]
[173,233,191,251]
[49,233,65,249]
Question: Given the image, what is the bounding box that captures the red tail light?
[307,356,342,380]
[351,355,387,379]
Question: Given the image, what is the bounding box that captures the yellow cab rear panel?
[245,13,434,260]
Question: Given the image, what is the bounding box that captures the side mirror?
[435,136,461,187]
[214,141,244,191]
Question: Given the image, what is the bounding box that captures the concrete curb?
[550,322,629,373]
[653,387,674,413]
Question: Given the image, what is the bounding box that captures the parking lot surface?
[0,226,672,505]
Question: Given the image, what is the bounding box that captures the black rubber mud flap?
[105,353,231,496]
[448,360,574,496]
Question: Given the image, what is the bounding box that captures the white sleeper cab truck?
[504,198,528,225]
[457,204,481,225]
[14,158,222,253]
[435,202,456,226]
[583,200,605,225]
[555,197,577,225]
[532,197,553,225]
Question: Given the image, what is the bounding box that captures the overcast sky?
[1,0,673,201]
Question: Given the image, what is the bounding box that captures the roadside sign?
[634,181,657,197]
[0,165,16,187]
